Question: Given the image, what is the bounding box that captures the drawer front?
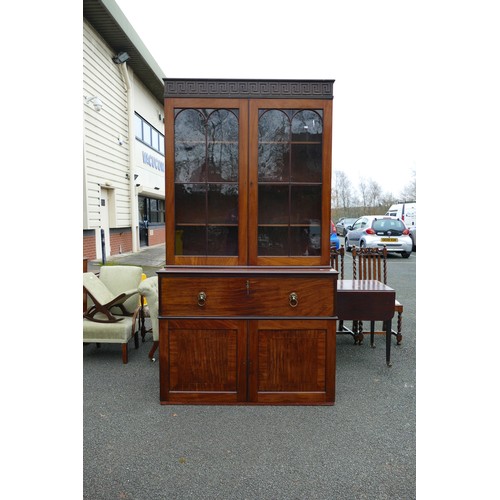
[160,276,334,317]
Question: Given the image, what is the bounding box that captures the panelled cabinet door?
[248,99,333,266]
[159,318,247,404]
[248,319,336,404]
[165,98,249,266]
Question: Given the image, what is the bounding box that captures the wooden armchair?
[351,246,403,346]
[83,265,143,363]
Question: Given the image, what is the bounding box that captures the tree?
[332,170,354,211]
[399,168,416,201]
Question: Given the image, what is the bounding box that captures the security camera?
[112,52,130,64]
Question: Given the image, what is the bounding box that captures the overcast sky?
[114,0,424,197]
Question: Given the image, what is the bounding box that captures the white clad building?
[83,0,166,260]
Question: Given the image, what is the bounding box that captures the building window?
[139,196,165,223]
[135,113,164,156]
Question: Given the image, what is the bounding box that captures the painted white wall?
[133,77,165,197]
[83,20,130,231]
[83,19,165,256]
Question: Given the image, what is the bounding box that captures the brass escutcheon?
[289,292,298,307]
[198,291,207,307]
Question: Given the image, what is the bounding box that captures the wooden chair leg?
[397,312,402,345]
[122,343,128,364]
[370,321,376,347]
[149,341,159,361]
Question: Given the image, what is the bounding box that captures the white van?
[385,202,416,227]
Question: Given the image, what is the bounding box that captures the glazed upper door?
[248,99,332,266]
[165,97,332,266]
[165,98,248,265]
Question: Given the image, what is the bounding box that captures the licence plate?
[381,237,398,242]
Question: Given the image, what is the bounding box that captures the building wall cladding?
[83,20,131,231]
[83,13,166,260]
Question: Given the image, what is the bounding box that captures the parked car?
[344,215,412,258]
[409,227,416,251]
[330,220,340,250]
[335,217,357,237]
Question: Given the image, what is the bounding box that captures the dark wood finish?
[164,90,333,267]
[161,80,337,404]
[159,318,247,404]
[351,246,404,345]
[337,280,395,320]
[248,319,335,404]
[158,267,337,404]
[164,98,248,267]
[248,99,333,267]
[164,78,334,100]
[160,274,335,318]
[337,280,396,366]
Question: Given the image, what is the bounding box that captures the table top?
[337,279,394,292]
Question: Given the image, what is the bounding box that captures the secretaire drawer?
[160,276,335,317]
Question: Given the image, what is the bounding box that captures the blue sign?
[142,151,164,173]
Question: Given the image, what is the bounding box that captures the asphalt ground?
[83,243,416,499]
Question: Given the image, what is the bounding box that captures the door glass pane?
[207,110,239,181]
[291,143,322,182]
[291,110,323,141]
[175,184,206,224]
[290,185,322,223]
[258,110,290,181]
[176,226,206,255]
[207,226,238,256]
[257,108,323,258]
[258,227,288,256]
[174,109,207,182]
[258,185,289,224]
[174,108,239,257]
[208,184,238,224]
[291,110,322,182]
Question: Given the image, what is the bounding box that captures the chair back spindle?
[330,246,345,279]
[352,247,388,283]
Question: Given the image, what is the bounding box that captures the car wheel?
[401,251,411,259]
[345,237,351,252]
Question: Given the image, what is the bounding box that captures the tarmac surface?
[84,243,416,499]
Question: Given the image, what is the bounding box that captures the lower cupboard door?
[160,319,247,404]
[248,319,336,405]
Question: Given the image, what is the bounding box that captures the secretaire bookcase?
[158,79,337,404]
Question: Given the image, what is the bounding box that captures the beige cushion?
[99,265,143,314]
[83,314,136,343]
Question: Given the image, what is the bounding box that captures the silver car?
[345,215,412,258]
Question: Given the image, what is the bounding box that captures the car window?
[352,219,363,230]
[373,219,405,231]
